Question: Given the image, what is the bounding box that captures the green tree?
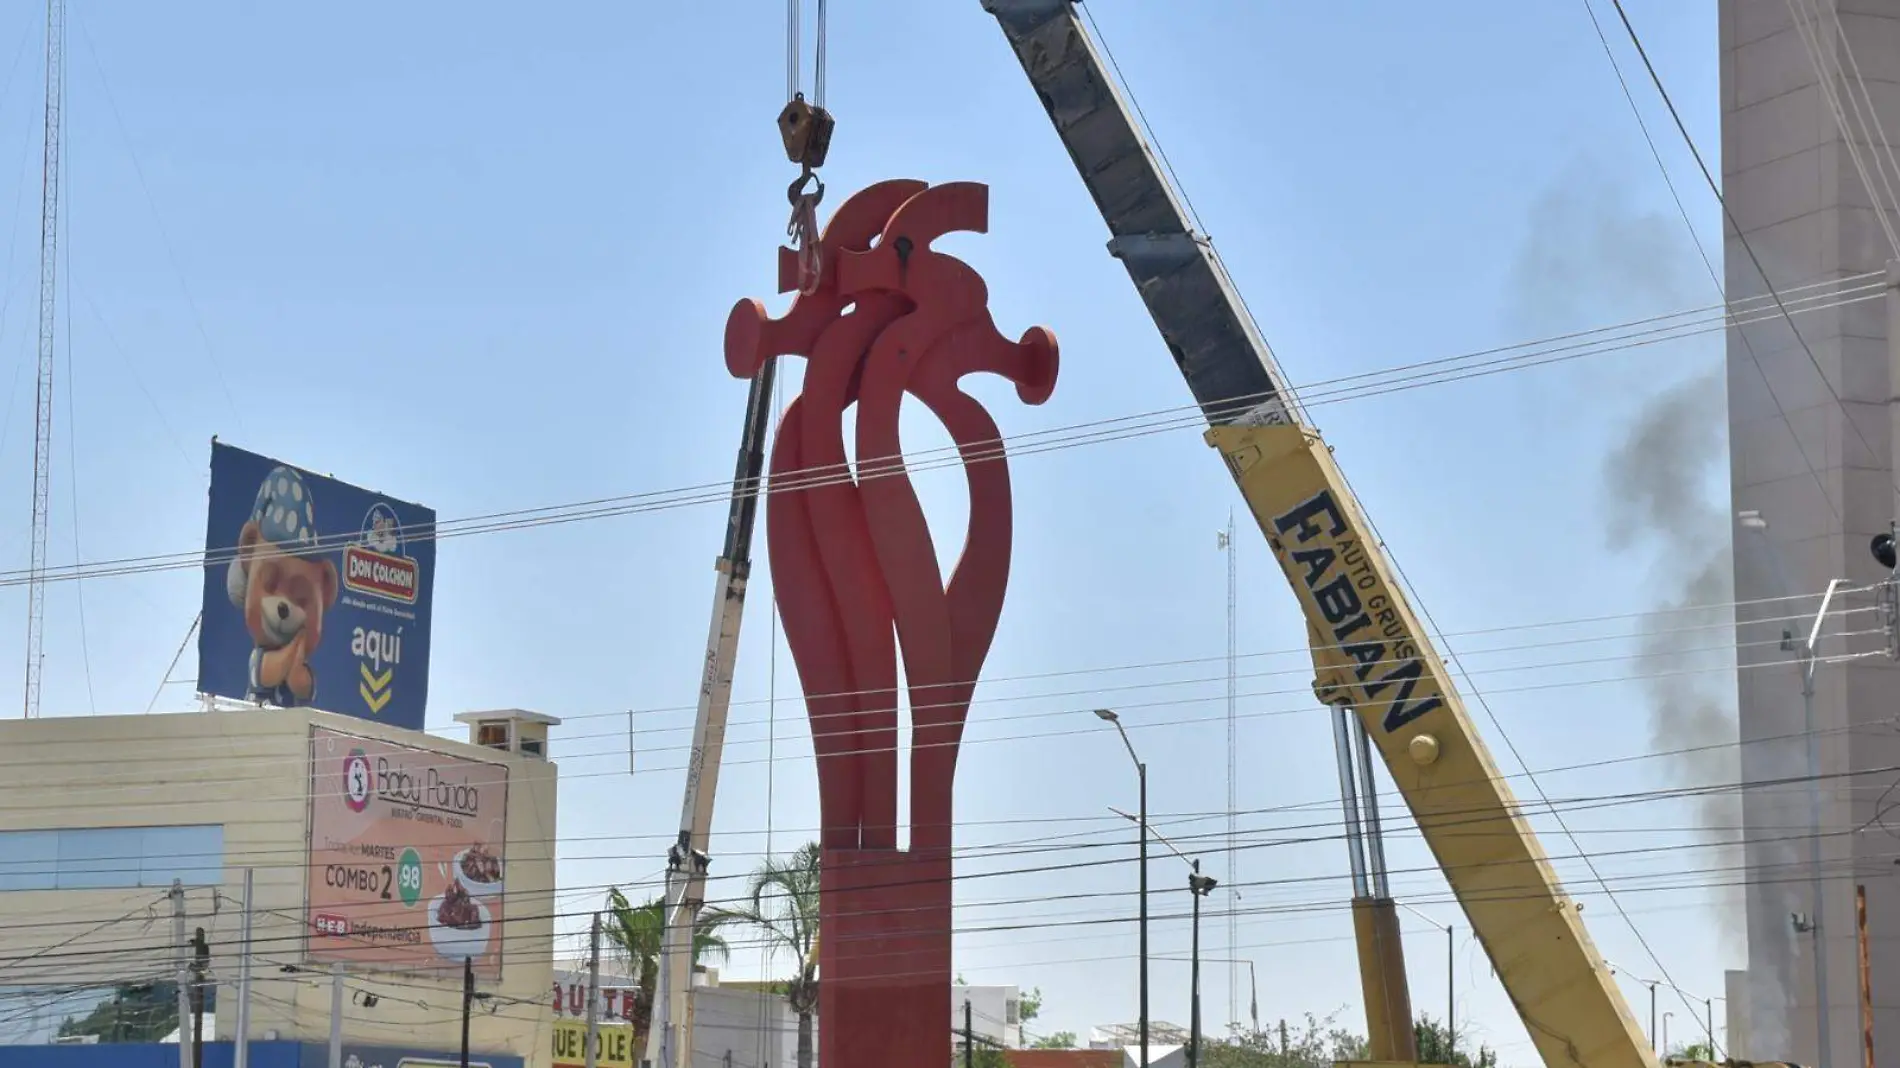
[1670,1042,1719,1063]
[953,1035,1013,1068]
[1030,1031,1078,1049]
[56,982,185,1043]
[603,886,732,1050]
[1019,986,1043,1027]
[710,841,821,1068]
[1200,1011,1368,1068]
[1413,1014,1496,1068]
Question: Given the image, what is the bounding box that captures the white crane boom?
[645,357,779,1068]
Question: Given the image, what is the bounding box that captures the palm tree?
[709,841,821,1068]
[603,887,732,1048]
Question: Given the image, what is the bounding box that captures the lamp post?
[1111,803,1217,1068]
[1395,901,1455,1060]
[1607,962,1727,1062]
[1738,511,1839,1068]
[1095,709,1149,1068]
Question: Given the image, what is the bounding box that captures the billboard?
[305,726,510,980]
[198,440,436,731]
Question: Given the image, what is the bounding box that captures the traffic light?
[1873,530,1896,571]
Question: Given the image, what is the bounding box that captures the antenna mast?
[24,0,62,719]
[1219,512,1238,1028]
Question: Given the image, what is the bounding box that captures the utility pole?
[461,956,475,1068]
[586,912,603,1068]
[190,927,209,1068]
[1217,515,1238,1031]
[172,881,190,1068]
[1138,762,1150,1068]
[1138,760,1148,1068]
[964,999,974,1068]
[1647,981,1658,1054]
[1189,863,1201,1068]
[1739,512,1850,1068]
[1094,709,1148,1068]
[1115,805,1215,1068]
[328,963,344,1068]
[235,868,253,1068]
[1187,863,1217,1068]
[1446,925,1454,1062]
[1800,581,1844,1068]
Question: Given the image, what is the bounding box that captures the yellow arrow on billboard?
[359,663,394,713]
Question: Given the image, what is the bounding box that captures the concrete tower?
[1722,1,1900,1061]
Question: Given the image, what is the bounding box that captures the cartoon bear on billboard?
[224,465,339,707]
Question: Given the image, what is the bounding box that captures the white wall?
[691,985,802,1068]
[952,984,1021,1049]
[1721,2,1900,1063]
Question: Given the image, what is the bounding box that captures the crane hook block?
[779,94,836,169]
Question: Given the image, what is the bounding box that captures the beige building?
[1722,0,1900,1061]
[0,706,559,1065]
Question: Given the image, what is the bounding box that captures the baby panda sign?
[198,441,437,732]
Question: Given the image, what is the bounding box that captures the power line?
[3,629,1884,815]
[0,277,1875,596]
[11,809,1900,976]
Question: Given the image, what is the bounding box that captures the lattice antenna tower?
[1218,512,1238,1028]
[23,0,62,719]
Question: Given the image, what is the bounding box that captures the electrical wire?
[1781,0,1900,256]
[0,276,1873,597]
[1,628,1882,818]
[12,819,1900,985]
[1609,0,1890,520]
[4,751,1897,961]
[1605,1,1900,1041]
[13,580,1876,776]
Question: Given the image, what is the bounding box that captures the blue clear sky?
[11,1,1742,1061]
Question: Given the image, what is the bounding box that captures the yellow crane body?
[1209,422,1656,1068]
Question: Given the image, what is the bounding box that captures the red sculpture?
[725,178,1057,1068]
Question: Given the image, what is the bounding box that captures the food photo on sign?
[306,726,510,978]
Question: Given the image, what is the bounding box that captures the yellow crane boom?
[1213,423,1653,1068]
[981,2,1660,1064]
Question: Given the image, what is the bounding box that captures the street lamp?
[1096,709,1149,1068]
[1395,902,1455,1061]
[1738,510,1839,1068]
[1111,806,1217,1068]
[1608,962,1727,1063]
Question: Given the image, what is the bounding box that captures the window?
[476,722,511,750]
[0,825,224,892]
[1006,999,1019,1024]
